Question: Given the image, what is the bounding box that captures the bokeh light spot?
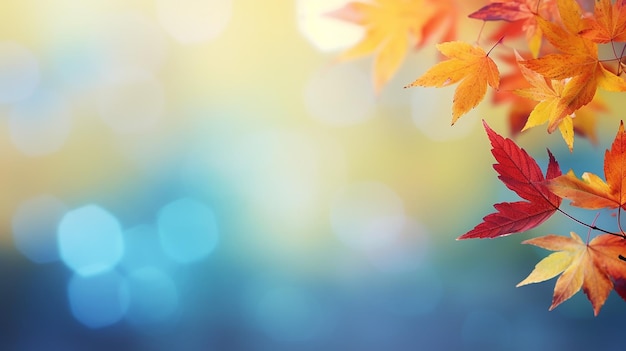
[58,205,125,276]
[0,41,39,103]
[304,63,375,126]
[296,0,362,52]
[126,267,178,325]
[157,198,219,264]
[236,130,326,227]
[331,181,406,251]
[9,89,72,156]
[12,195,67,263]
[67,271,129,329]
[156,0,233,44]
[121,224,174,272]
[97,70,165,134]
[182,116,348,251]
[365,217,431,273]
[49,42,101,94]
[95,12,167,74]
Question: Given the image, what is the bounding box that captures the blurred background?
[2,0,626,350]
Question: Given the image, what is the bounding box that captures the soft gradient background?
[2,1,626,350]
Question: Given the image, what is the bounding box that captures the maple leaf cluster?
[410,0,626,151]
[331,0,626,150]
[459,120,626,315]
[327,0,626,315]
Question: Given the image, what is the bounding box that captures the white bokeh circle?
[156,0,233,44]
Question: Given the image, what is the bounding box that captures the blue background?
[2,0,626,350]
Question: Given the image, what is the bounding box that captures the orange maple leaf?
[517,232,626,316]
[547,121,626,210]
[518,0,626,128]
[405,41,500,124]
[493,52,607,144]
[579,0,626,43]
[328,0,453,93]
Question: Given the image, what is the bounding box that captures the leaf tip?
[481,119,491,131]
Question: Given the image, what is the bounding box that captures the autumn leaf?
[547,121,626,210]
[497,51,607,143]
[469,0,559,57]
[415,0,457,49]
[513,52,577,149]
[579,0,626,43]
[518,232,626,316]
[405,41,500,124]
[458,121,562,239]
[327,0,452,93]
[518,0,626,127]
[518,95,605,145]
[469,0,535,22]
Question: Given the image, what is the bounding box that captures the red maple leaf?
[469,0,559,57]
[458,121,562,239]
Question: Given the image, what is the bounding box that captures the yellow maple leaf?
[405,41,500,124]
[513,54,576,150]
[518,232,626,316]
[328,0,450,93]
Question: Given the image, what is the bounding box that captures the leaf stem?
[598,57,625,63]
[476,21,486,46]
[610,41,622,75]
[586,212,601,244]
[535,0,541,15]
[556,207,623,237]
[486,36,504,56]
[619,44,626,75]
[617,207,626,238]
